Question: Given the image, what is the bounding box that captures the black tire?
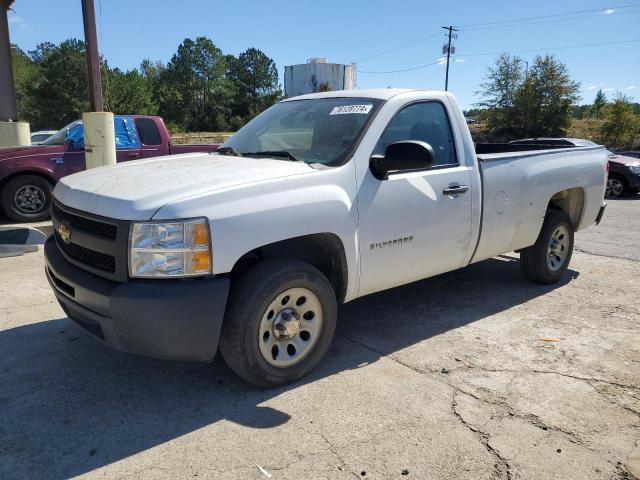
[605,174,628,198]
[1,175,53,222]
[520,210,574,284]
[219,260,337,387]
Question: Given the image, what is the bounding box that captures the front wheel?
[605,176,627,198]
[219,260,337,387]
[520,210,574,284]
[1,175,53,222]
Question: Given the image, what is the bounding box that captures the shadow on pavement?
[0,255,578,479]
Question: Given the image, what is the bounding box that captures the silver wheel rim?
[258,287,323,368]
[14,185,46,213]
[606,178,623,197]
[547,225,569,271]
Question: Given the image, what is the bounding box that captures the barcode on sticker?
[329,104,373,115]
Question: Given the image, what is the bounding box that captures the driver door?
[357,101,473,296]
[58,124,86,177]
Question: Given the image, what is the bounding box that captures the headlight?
[629,165,640,175]
[129,218,211,278]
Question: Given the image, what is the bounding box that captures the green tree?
[600,93,640,149]
[476,53,523,138]
[159,37,228,131]
[10,44,37,120]
[24,39,90,129]
[592,89,607,119]
[227,48,281,119]
[105,67,158,115]
[477,54,579,139]
[514,55,580,137]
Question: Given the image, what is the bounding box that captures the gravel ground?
[0,198,638,480]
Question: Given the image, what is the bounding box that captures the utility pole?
[81,0,103,111]
[0,0,17,122]
[441,25,458,91]
[80,0,115,170]
[0,0,30,147]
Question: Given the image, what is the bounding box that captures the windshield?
[43,120,83,146]
[221,97,383,165]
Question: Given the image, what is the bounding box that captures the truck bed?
[470,144,607,264]
[475,142,599,156]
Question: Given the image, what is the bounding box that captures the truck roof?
[282,88,432,102]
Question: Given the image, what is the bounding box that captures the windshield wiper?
[216,146,242,156]
[243,150,300,162]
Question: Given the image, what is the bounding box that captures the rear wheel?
[520,210,574,284]
[1,175,53,222]
[219,260,337,387]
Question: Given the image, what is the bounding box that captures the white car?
[44,89,608,386]
[30,130,57,145]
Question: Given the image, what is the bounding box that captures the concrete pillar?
[82,112,116,169]
[0,2,18,122]
[0,120,30,147]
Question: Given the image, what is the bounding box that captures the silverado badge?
[57,223,71,243]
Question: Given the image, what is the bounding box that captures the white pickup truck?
[44,89,608,386]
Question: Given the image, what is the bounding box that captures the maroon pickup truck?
[0,115,219,222]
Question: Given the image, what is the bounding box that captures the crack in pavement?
[451,393,512,480]
[335,332,628,464]
[442,365,639,394]
[574,247,639,263]
[317,432,361,479]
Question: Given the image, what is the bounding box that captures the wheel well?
[607,172,628,184]
[548,187,585,229]
[230,233,348,303]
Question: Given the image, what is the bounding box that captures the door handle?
[125,152,139,159]
[443,184,469,195]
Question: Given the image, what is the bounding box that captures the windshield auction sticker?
[329,104,373,115]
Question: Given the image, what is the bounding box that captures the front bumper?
[44,236,230,361]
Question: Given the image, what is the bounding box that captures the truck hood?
[53,152,317,220]
[0,144,65,161]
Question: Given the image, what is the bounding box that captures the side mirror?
[370,141,435,180]
[66,137,84,150]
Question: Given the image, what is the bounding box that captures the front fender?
[152,164,360,300]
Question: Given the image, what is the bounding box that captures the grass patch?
[170,132,235,144]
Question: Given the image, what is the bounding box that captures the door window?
[135,118,163,145]
[374,102,457,167]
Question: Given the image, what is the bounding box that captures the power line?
[354,32,441,64]
[358,60,442,74]
[353,4,639,67]
[358,38,640,75]
[456,2,640,28]
[460,8,640,32]
[460,38,640,57]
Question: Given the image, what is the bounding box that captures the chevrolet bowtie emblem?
[57,223,71,243]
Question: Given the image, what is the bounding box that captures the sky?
[7,0,640,110]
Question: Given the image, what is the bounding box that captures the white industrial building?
[284,58,355,97]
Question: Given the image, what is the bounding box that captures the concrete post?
[0,1,30,147]
[80,0,115,169]
[0,2,18,122]
[82,112,116,169]
[0,121,29,146]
